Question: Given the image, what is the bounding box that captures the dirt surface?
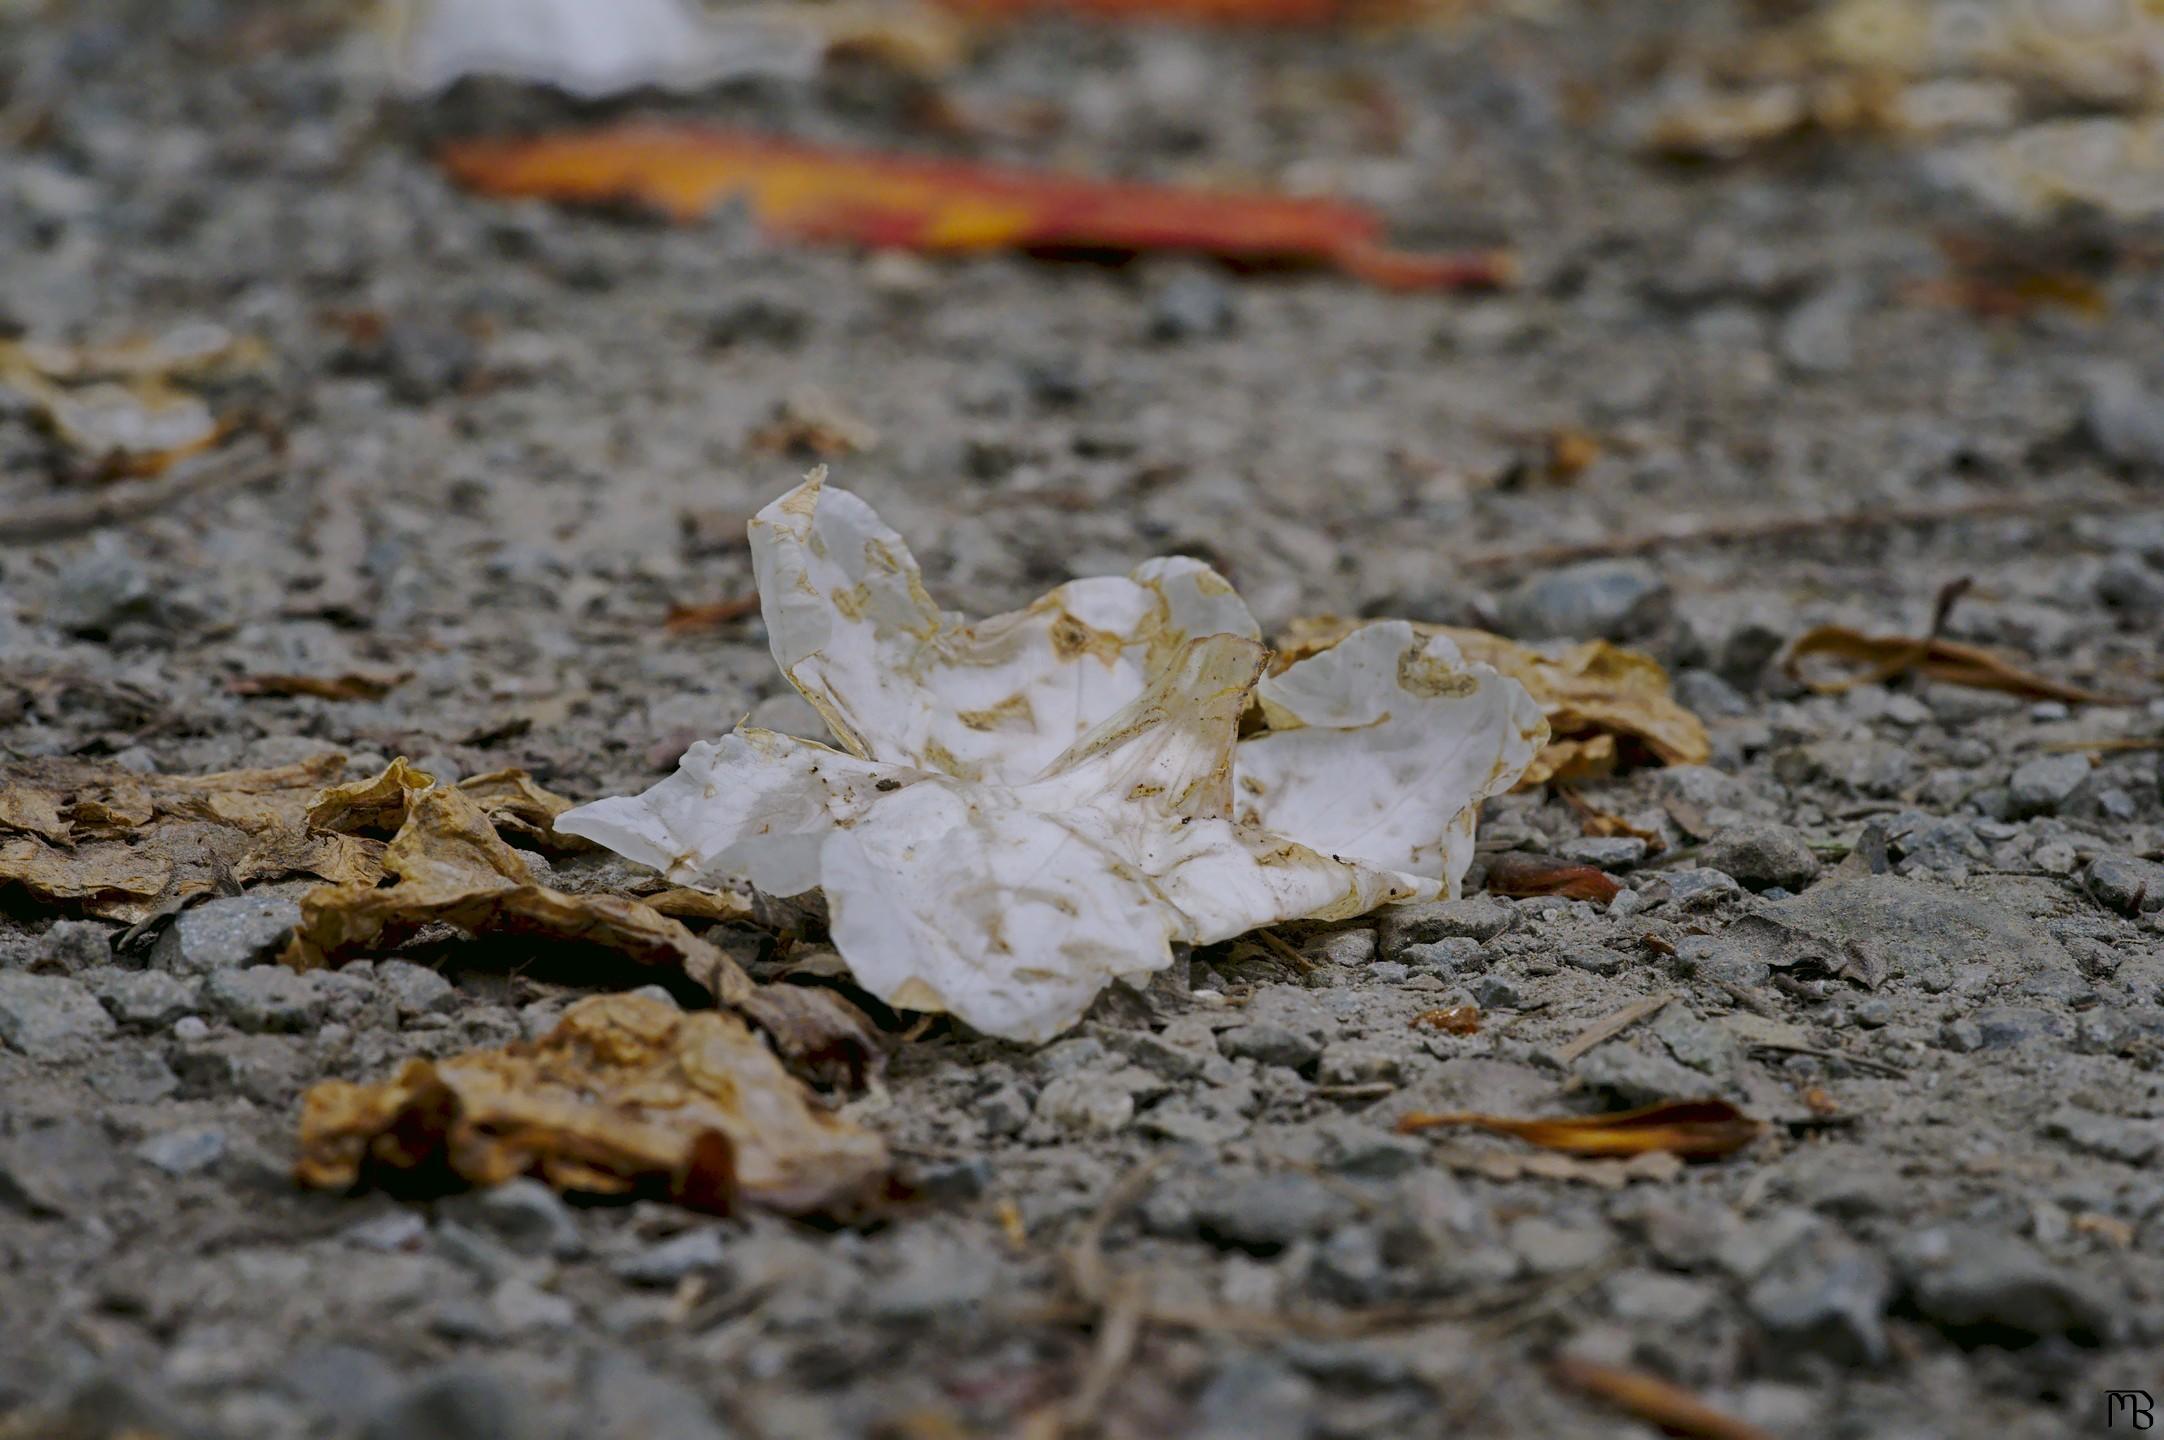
[5,1,2164,1436]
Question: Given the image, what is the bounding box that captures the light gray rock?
[2085,364,2164,469]
[441,1178,584,1259]
[1378,896,1515,953]
[133,1126,227,1176]
[149,896,301,975]
[36,920,113,974]
[1897,1225,2114,1343]
[1699,821,1822,892]
[0,972,117,1058]
[0,1120,121,1215]
[2088,854,2164,915]
[1309,928,1378,966]
[377,959,457,1017]
[1190,1355,1316,1440]
[1501,559,1670,641]
[1031,1073,1134,1135]
[1557,836,1648,870]
[85,968,198,1028]
[1219,1023,1322,1071]
[1574,1044,1713,1106]
[2044,1106,2164,1165]
[580,1352,735,1440]
[202,965,325,1033]
[613,1228,728,1286]
[1149,271,1235,342]
[1196,1173,1348,1253]
[2006,753,2091,818]
[360,1368,546,1440]
[1746,1231,1891,1365]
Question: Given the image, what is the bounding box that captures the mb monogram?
[2109,1391,2156,1430]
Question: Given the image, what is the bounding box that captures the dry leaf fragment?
[456,768,590,854]
[0,324,264,476]
[1551,1356,1775,1440]
[1279,617,1708,786]
[1412,1004,1481,1034]
[439,125,1515,293]
[228,670,411,701]
[1483,852,1622,904]
[664,595,760,635]
[1783,624,2130,704]
[1395,1098,1764,1161]
[295,993,889,1217]
[0,754,379,922]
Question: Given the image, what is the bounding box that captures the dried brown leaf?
[306,756,437,835]
[283,780,881,1086]
[1395,1098,1764,1161]
[1278,618,1708,786]
[1551,1356,1775,1440]
[457,768,592,854]
[0,753,374,922]
[1412,1004,1481,1034]
[1483,851,1622,904]
[294,993,890,1218]
[1558,785,1665,853]
[228,670,410,701]
[1783,624,2132,705]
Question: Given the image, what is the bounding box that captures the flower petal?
[749,471,1257,782]
[554,729,920,896]
[1234,622,1547,890]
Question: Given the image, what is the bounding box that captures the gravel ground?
[5,1,2164,1436]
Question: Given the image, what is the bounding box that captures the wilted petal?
[555,729,923,896]
[1234,622,1547,892]
[749,471,1257,782]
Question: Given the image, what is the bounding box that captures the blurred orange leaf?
[1484,851,1621,904]
[1783,624,2129,705]
[439,125,1513,292]
[1396,1098,1763,1161]
[1551,1357,1775,1440]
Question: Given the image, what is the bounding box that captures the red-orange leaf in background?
[439,125,1513,293]
[1395,1098,1764,1161]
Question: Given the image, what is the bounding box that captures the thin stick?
[1553,994,1671,1065]
[0,442,281,546]
[1453,492,2149,573]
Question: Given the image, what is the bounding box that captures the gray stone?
[1500,560,1670,641]
[1219,1023,1321,1071]
[870,1231,1002,1320]
[1673,667,1752,717]
[2085,364,2164,469]
[1939,1018,1984,1053]
[343,1211,428,1252]
[86,968,198,1028]
[1315,1041,1401,1086]
[976,1083,1031,1137]
[360,1368,545,1440]
[1196,1173,1348,1253]
[0,1121,120,1215]
[441,1178,584,1259]
[1149,271,1235,342]
[1608,1270,1719,1327]
[1470,975,1523,1009]
[132,1125,227,1177]
[1897,1226,2114,1343]
[202,965,324,1032]
[0,972,116,1058]
[1745,1232,1891,1365]
[1778,283,1859,375]
[2098,553,2164,617]
[377,959,457,1017]
[281,1345,403,1419]
[1643,867,1743,907]
[1557,836,1648,870]
[2006,753,2091,818]
[1505,1215,1615,1275]
[85,1049,181,1104]
[1309,928,1377,966]
[149,896,302,975]
[37,920,113,974]
[1968,1006,2068,1048]
[1378,896,1515,953]
[1574,1045,1713,1107]
[1699,821,1822,892]
[490,1277,576,1333]
[1563,946,1629,977]
[172,1033,309,1104]
[581,1352,735,1440]
[1031,1073,1134,1135]
[51,533,157,634]
[1774,738,1915,797]
[2089,854,2164,915]
[1190,1355,1316,1440]
[613,1228,728,1286]
[2043,1106,2164,1165]
[1401,937,1481,974]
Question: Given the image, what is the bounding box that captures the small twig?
[1747,1041,1906,1079]
[1553,994,1671,1065]
[1061,1280,1146,1436]
[0,440,281,546]
[1256,929,1317,973]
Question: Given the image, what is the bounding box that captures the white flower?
[559,473,1546,1043]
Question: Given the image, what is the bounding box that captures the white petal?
[750,472,1257,783]
[387,0,821,96]
[554,729,921,896]
[1234,622,1547,891]
[820,783,1183,1044]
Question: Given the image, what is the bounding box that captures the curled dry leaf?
[1279,617,1707,787]
[0,323,264,476]
[228,670,411,701]
[1551,1356,1776,1440]
[1395,1098,1764,1161]
[285,771,879,1085]
[1783,624,2130,704]
[295,994,889,1218]
[1482,851,1623,905]
[0,754,381,922]
[1412,1004,1481,1034]
[439,126,1516,293]
[560,473,1546,1043]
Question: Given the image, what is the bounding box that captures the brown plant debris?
[228,670,411,701]
[1551,1356,1775,1440]
[1483,852,1623,905]
[1395,1098,1764,1161]
[282,776,881,1085]
[1278,618,1708,787]
[0,753,382,922]
[294,993,891,1218]
[1783,624,2130,705]
[1412,1004,1481,1034]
